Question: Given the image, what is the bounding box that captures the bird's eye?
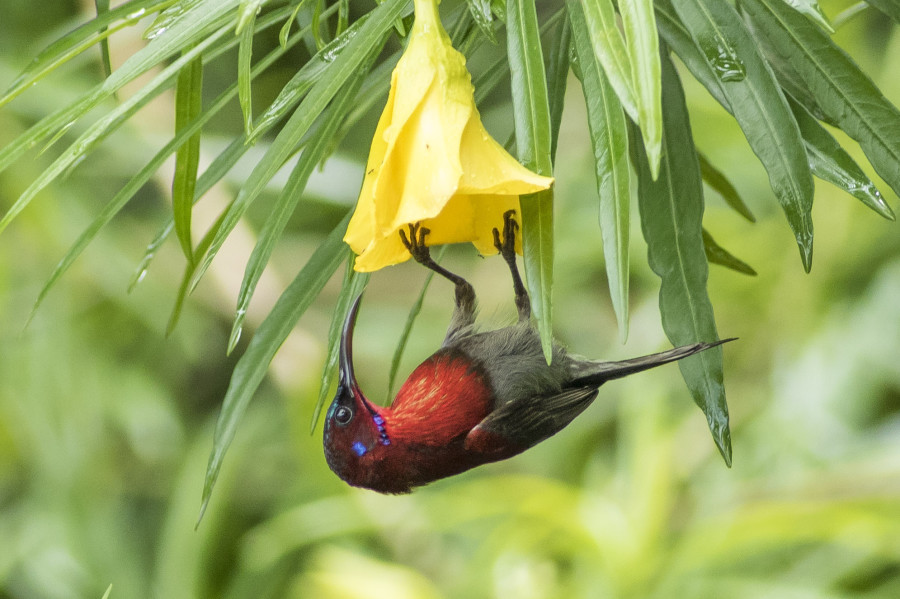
[334,406,353,425]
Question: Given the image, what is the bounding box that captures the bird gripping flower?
[344,0,554,272]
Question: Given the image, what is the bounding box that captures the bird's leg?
[400,223,476,339]
[492,210,530,322]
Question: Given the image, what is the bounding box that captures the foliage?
[1,1,900,595]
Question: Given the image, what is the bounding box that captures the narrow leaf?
[546,13,571,164]
[788,97,893,219]
[280,3,304,47]
[235,0,263,33]
[311,257,369,433]
[199,212,350,523]
[95,0,114,78]
[672,0,814,272]
[632,51,731,466]
[698,153,756,222]
[744,0,900,202]
[781,0,834,31]
[467,0,497,42]
[238,11,256,136]
[569,0,631,342]
[507,0,554,362]
[229,44,381,353]
[190,0,409,292]
[620,0,662,178]
[703,229,757,276]
[172,55,204,262]
[1,0,178,108]
[338,0,350,36]
[862,0,900,23]
[580,0,638,121]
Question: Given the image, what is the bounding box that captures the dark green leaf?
[546,13,571,164]
[863,0,900,23]
[698,153,756,222]
[569,0,631,342]
[199,212,350,523]
[189,0,410,292]
[311,256,369,433]
[507,0,554,362]
[744,0,900,202]
[172,55,204,262]
[228,44,381,353]
[703,229,757,276]
[467,0,497,43]
[781,0,834,31]
[672,0,814,272]
[788,97,894,219]
[632,51,731,466]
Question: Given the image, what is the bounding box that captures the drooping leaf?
[698,153,756,222]
[228,43,382,353]
[466,0,497,42]
[620,0,662,178]
[744,0,900,201]
[237,8,257,136]
[787,97,894,220]
[507,0,554,362]
[311,256,370,433]
[632,50,731,466]
[189,0,410,292]
[780,0,834,31]
[199,212,350,523]
[672,0,814,272]
[569,0,631,342]
[172,54,204,262]
[862,0,900,23]
[703,229,757,276]
[94,0,114,78]
[579,0,638,121]
[546,10,570,164]
[0,0,177,109]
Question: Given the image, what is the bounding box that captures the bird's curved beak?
[339,293,363,393]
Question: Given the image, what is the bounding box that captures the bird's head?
[323,294,393,488]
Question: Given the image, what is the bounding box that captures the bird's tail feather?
[571,338,736,387]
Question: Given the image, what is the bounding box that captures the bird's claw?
[400,222,432,264]
[492,210,519,260]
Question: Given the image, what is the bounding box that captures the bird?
[323,211,731,493]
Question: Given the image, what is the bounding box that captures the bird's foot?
[400,222,432,265]
[492,210,519,262]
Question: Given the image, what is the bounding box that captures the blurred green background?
[2,1,900,597]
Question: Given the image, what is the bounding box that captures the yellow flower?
[344,0,554,272]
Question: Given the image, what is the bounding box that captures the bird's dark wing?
[463,386,599,456]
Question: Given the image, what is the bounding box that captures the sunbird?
[324,212,731,493]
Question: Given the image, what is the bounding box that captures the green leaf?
[0,0,178,109]
[672,0,814,272]
[507,0,554,363]
[744,0,900,202]
[546,12,571,164]
[237,10,256,136]
[703,229,757,276]
[632,50,731,466]
[235,0,263,33]
[280,3,304,47]
[569,0,631,342]
[94,0,114,78]
[579,0,638,121]
[698,153,756,222]
[787,97,894,220]
[228,43,381,353]
[386,246,447,401]
[780,0,834,31]
[620,0,662,178]
[0,22,232,237]
[199,212,350,524]
[189,0,409,293]
[172,55,204,262]
[467,0,497,43]
[311,256,370,433]
[338,0,350,36]
[861,0,900,23]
